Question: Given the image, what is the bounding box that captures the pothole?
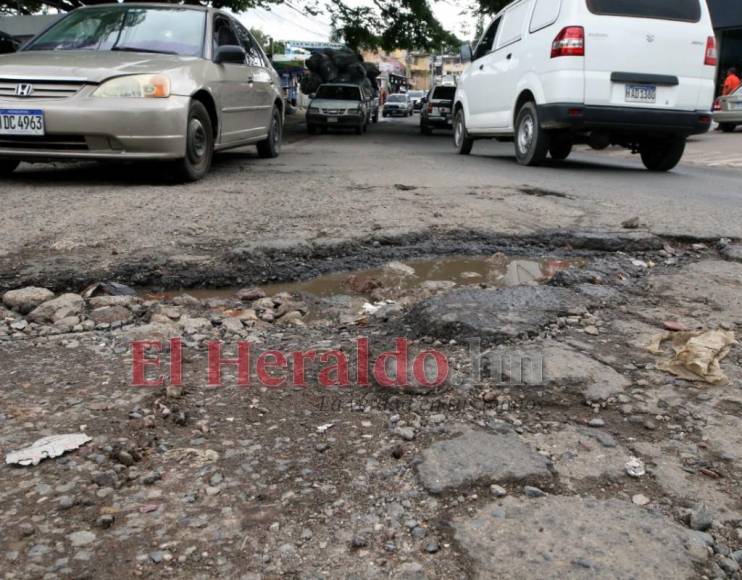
[143,254,584,302]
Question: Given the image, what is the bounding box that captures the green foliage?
[3,0,508,52]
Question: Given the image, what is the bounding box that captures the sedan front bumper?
[306,113,364,127]
[0,94,190,161]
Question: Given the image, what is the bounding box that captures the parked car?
[454,0,716,171]
[0,31,20,54]
[420,85,456,134]
[306,83,373,134]
[0,3,284,181]
[713,86,742,132]
[383,93,413,117]
[408,90,426,112]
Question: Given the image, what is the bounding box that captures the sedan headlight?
[93,74,171,98]
[309,106,320,113]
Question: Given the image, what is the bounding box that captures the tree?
[2,0,510,52]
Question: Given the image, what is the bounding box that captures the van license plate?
[625,85,656,104]
[327,117,338,123]
[0,109,45,136]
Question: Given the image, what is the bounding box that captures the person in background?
[722,67,741,96]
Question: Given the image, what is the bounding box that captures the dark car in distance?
[420,84,456,134]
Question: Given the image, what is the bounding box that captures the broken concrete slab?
[721,243,742,263]
[647,260,742,323]
[406,286,582,345]
[453,496,707,579]
[634,440,741,522]
[27,293,84,323]
[2,286,54,314]
[525,426,631,487]
[480,341,631,402]
[416,426,551,494]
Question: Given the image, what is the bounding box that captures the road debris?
[647,329,737,384]
[5,433,91,466]
[625,457,646,478]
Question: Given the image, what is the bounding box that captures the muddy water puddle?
[144,254,583,302]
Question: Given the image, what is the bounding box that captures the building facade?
[708,0,742,88]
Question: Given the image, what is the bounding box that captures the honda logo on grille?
[15,83,34,97]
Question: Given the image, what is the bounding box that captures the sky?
[238,1,477,45]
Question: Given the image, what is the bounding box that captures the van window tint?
[531,0,561,32]
[432,86,456,100]
[586,0,701,23]
[497,1,530,48]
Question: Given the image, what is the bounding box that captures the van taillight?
[705,36,717,66]
[551,26,585,58]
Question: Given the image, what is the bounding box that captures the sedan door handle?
[479,64,484,71]
[506,53,512,60]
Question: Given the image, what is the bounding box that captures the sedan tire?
[257,106,282,158]
[172,100,213,183]
[0,159,20,176]
[719,123,737,133]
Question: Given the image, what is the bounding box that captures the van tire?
[719,123,736,133]
[257,106,282,158]
[640,137,686,172]
[514,102,550,166]
[454,109,473,155]
[172,100,213,182]
[549,134,573,160]
[0,159,20,176]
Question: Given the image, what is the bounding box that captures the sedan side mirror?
[215,44,246,65]
[460,42,473,63]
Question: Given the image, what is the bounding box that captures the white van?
[454,0,717,171]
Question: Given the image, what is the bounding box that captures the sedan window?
[25,7,206,57]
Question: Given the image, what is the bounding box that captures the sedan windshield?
[315,85,361,100]
[25,6,205,56]
[387,95,407,103]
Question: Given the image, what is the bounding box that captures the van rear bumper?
[538,104,712,136]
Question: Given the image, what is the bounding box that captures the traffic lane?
[367,114,742,238]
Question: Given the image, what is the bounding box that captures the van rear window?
[586,0,701,23]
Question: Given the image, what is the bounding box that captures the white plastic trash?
[5,433,92,466]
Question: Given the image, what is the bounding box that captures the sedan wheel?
[257,106,282,158]
[640,137,686,172]
[0,159,20,176]
[172,100,213,183]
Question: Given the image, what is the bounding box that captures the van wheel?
[172,100,213,182]
[257,106,282,158]
[640,137,686,172]
[515,102,550,166]
[0,159,20,176]
[549,134,573,160]
[454,110,473,155]
[719,123,736,133]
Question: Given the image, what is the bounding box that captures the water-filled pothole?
[143,254,583,301]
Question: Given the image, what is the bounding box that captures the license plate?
[733,102,742,110]
[0,109,45,136]
[625,84,656,104]
[327,117,338,123]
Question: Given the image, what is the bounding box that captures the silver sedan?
[0,3,285,181]
[714,86,742,133]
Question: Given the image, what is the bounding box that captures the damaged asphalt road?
[0,117,741,579]
[1,117,742,292]
[1,239,742,579]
